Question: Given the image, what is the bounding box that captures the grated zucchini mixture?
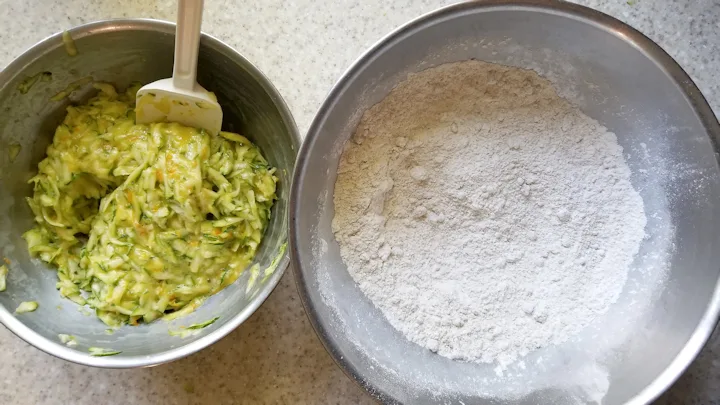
[23,83,278,327]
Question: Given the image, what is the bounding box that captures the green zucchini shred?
[15,301,38,313]
[186,316,219,330]
[8,143,21,163]
[58,334,78,347]
[169,316,220,338]
[0,264,7,292]
[88,347,121,357]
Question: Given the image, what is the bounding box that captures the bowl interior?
[292,3,720,404]
[0,21,298,366]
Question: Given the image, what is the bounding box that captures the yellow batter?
[24,83,278,327]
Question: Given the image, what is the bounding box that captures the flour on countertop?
[331,60,647,368]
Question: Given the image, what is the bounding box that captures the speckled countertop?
[0,0,718,404]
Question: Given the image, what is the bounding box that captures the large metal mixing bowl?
[0,20,299,367]
[290,1,720,404]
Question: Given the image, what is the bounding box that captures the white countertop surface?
[1,0,719,404]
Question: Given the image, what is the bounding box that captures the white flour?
[332,60,647,368]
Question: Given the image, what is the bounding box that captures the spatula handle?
[172,0,204,91]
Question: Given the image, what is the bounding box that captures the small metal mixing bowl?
[0,20,299,367]
[291,1,720,404]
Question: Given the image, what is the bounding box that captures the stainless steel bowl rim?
[0,18,300,368]
[290,1,720,403]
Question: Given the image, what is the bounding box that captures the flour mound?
[331,60,647,367]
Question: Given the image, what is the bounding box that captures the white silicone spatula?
[135,0,222,134]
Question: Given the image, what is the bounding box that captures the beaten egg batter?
[24,83,278,326]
